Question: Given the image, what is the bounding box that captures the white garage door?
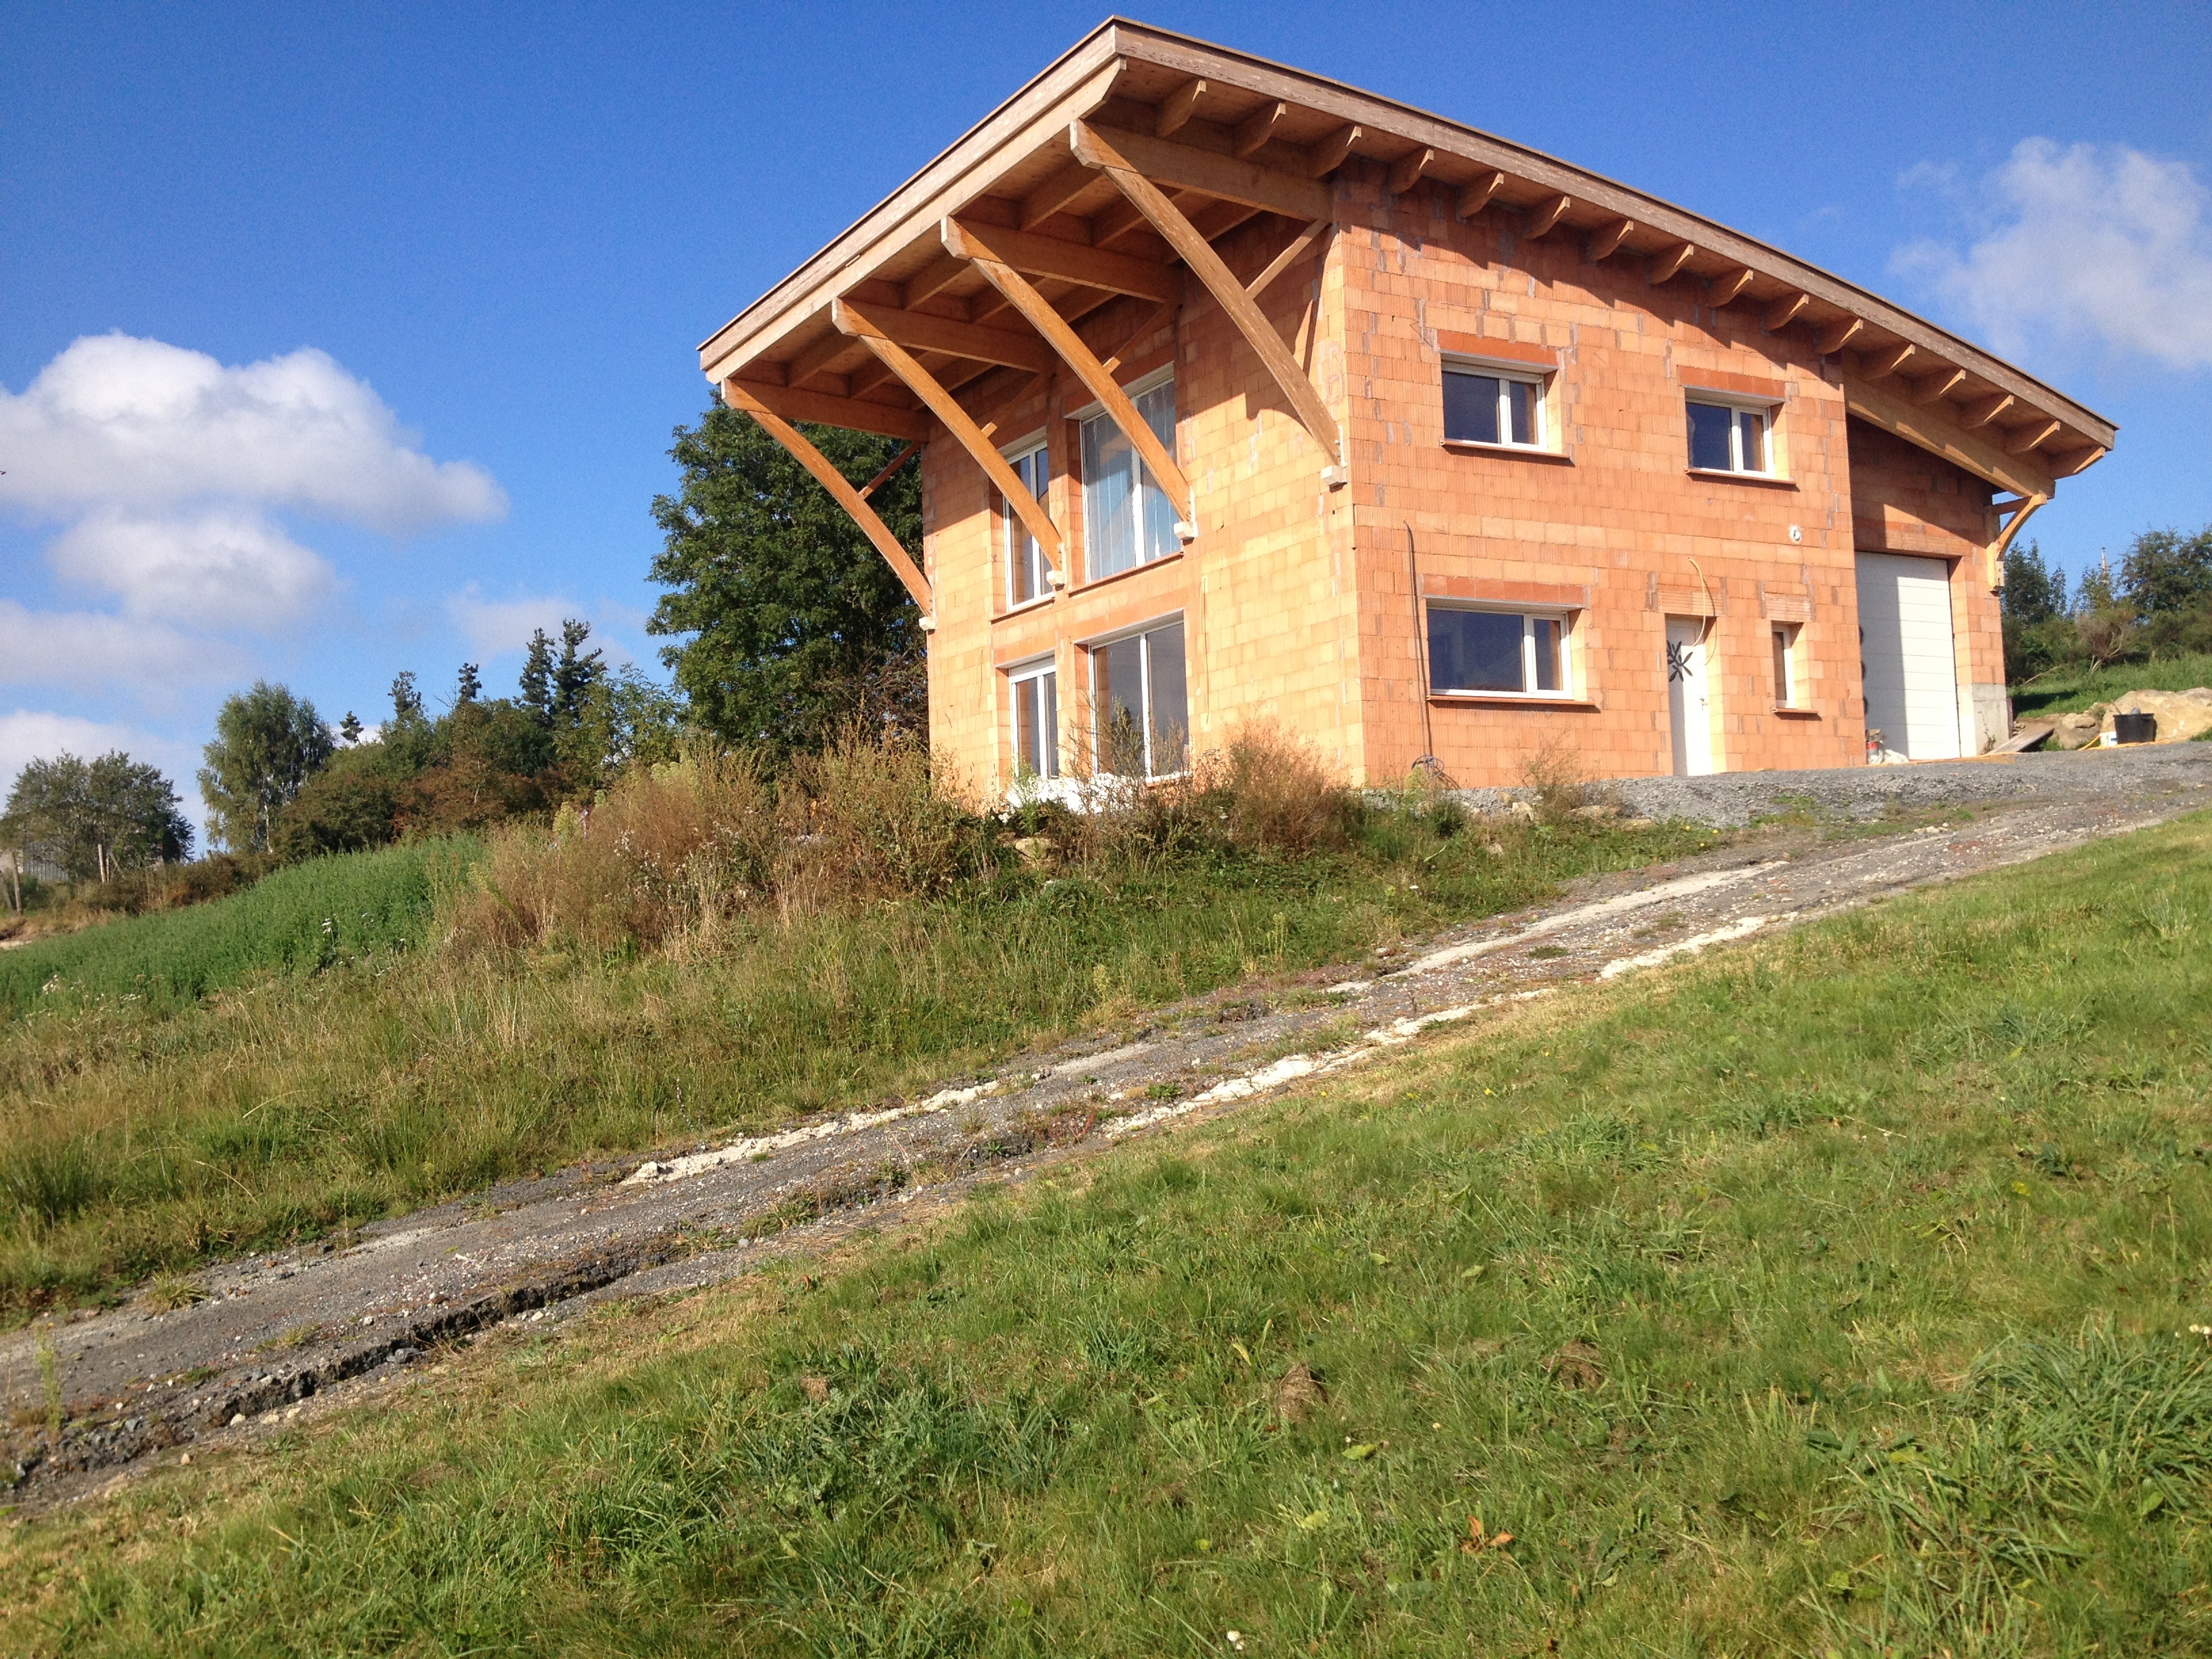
[1856,553,1961,761]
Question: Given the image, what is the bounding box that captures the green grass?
[0,811,1707,1318]
[0,840,473,1021]
[2010,649,2212,718]
[8,812,2209,1656]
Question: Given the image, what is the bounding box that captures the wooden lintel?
[856,441,920,501]
[1963,392,2015,429]
[722,382,931,609]
[1763,291,1810,332]
[1843,373,2056,501]
[942,216,1176,302]
[722,378,928,443]
[1021,160,1101,230]
[1248,218,1331,301]
[1862,341,1916,380]
[1156,77,1207,138]
[1912,368,1967,407]
[1071,121,1343,467]
[1648,241,1695,285]
[2005,417,2063,455]
[1710,267,1756,306]
[1525,194,1572,239]
[1817,317,1866,356]
[947,227,1194,519]
[832,299,1054,373]
[1306,122,1361,178]
[1073,125,1330,222]
[1456,170,1505,219]
[1387,146,1435,197]
[1587,217,1634,262]
[1233,100,1287,158]
[832,298,1062,568]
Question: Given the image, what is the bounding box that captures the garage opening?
[1855,552,1961,762]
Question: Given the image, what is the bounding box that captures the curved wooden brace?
[1989,492,2050,588]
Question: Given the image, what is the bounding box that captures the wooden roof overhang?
[700,19,2116,609]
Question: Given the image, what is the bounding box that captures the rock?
[1568,803,1620,821]
[1507,799,1537,821]
[2102,688,2212,745]
[2047,710,2102,751]
[1272,1361,1328,1425]
[1010,835,1058,865]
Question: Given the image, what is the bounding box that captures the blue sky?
[4,1,2209,825]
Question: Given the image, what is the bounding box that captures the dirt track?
[6,743,2209,1505]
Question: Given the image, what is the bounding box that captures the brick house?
[696,20,2113,791]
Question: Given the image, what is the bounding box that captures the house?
[695,20,2113,791]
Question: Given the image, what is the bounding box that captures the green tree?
[4,751,190,884]
[198,682,335,852]
[456,662,483,705]
[518,631,555,726]
[648,406,922,758]
[339,711,364,745]
[270,748,400,861]
[2000,541,2067,623]
[552,619,605,725]
[2118,526,2212,617]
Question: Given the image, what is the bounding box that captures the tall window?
[1093,619,1188,778]
[1687,398,1771,474]
[1004,443,1050,607]
[1443,363,1544,448]
[1010,661,1059,781]
[1427,607,1565,696]
[1771,623,1801,708]
[1080,376,1179,580]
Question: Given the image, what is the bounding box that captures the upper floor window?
[1427,605,1568,697]
[1080,374,1179,581]
[1443,362,1544,449]
[1004,441,1050,607]
[1687,398,1771,475]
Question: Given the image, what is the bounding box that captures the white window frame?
[1441,356,1549,451]
[1086,612,1189,779]
[1771,621,1803,709]
[1424,602,1576,698]
[1006,655,1061,783]
[1075,366,1180,581]
[1685,393,1778,476]
[1001,436,1051,611]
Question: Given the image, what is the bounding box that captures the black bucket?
[2113,712,2157,745]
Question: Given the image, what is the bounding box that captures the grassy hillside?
[10,812,2209,1656]
[0,839,473,1021]
[2010,649,2212,718]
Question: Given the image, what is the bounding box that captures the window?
[1443,363,1543,448]
[1687,398,1771,474]
[1427,606,1566,697]
[1010,661,1059,781]
[1004,443,1050,607]
[1092,619,1188,777]
[1771,623,1801,708]
[1080,376,1179,580]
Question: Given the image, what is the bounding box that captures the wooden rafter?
[722,380,928,442]
[857,441,920,501]
[1763,291,1809,332]
[1456,170,1505,220]
[1021,161,1101,229]
[943,219,1194,520]
[1525,194,1572,239]
[1710,267,1756,306]
[1387,146,1435,196]
[943,218,1177,301]
[1843,373,2056,502]
[2006,417,2063,455]
[1963,392,2015,429]
[722,382,931,609]
[1070,120,1343,468]
[784,329,869,391]
[1233,100,1286,158]
[1817,318,1865,356]
[832,298,1063,569]
[1648,241,1695,285]
[1248,218,1332,301]
[1912,368,1967,407]
[2050,445,2107,479]
[1155,77,1206,138]
[1587,218,1634,262]
[1862,341,1916,380]
[1075,126,1330,221]
[835,303,1054,373]
[1305,123,1361,178]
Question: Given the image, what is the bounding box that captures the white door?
[1856,553,1961,761]
[1665,616,1714,776]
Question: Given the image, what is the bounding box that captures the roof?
[699,18,2113,487]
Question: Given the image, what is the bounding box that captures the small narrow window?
[1004,443,1050,607]
[1093,619,1188,777]
[1427,607,1572,697]
[1010,662,1059,780]
[1771,623,1801,708]
[1443,364,1544,448]
[1687,397,1776,475]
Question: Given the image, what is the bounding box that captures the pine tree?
[390,672,425,724]
[552,620,605,726]
[519,630,555,726]
[456,662,483,704]
[340,711,364,745]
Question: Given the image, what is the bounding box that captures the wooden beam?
[1305,122,1360,178]
[1962,392,2015,429]
[1586,217,1634,262]
[831,298,1062,569]
[1155,77,1206,138]
[1988,492,2049,585]
[721,379,928,442]
[1817,317,1866,356]
[722,382,931,609]
[1101,297,1182,378]
[1071,121,1343,467]
[1074,125,1331,222]
[784,329,869,391]
[1456,170,1505,220]
[856,441,919,501]
[1710,267,1756,306]
[1525,194,1572,239]
[1233,100,1286,159]
[945,227,1194,519]
[1763,291,1810,332]
[2049,444,2107,479]
[833,300,1054,373]
[1387,146,1435,197]
[1248,218,1331,301]
[1648,241,1695,284]
[942,217,1176,302]
[1912,367,1967,407]
[1843,373,2055,501]
[901,255,971,310]
[2006,417,2063,455]
[1861,341,1916,380]
[1021,161,1101,230]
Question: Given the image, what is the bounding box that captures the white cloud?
[0,599,241,695]
[0,708,200,796]
[0,334,506,532]
[48,506,340,632]
[445,584,637,667]
[1895,139,2212,371]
